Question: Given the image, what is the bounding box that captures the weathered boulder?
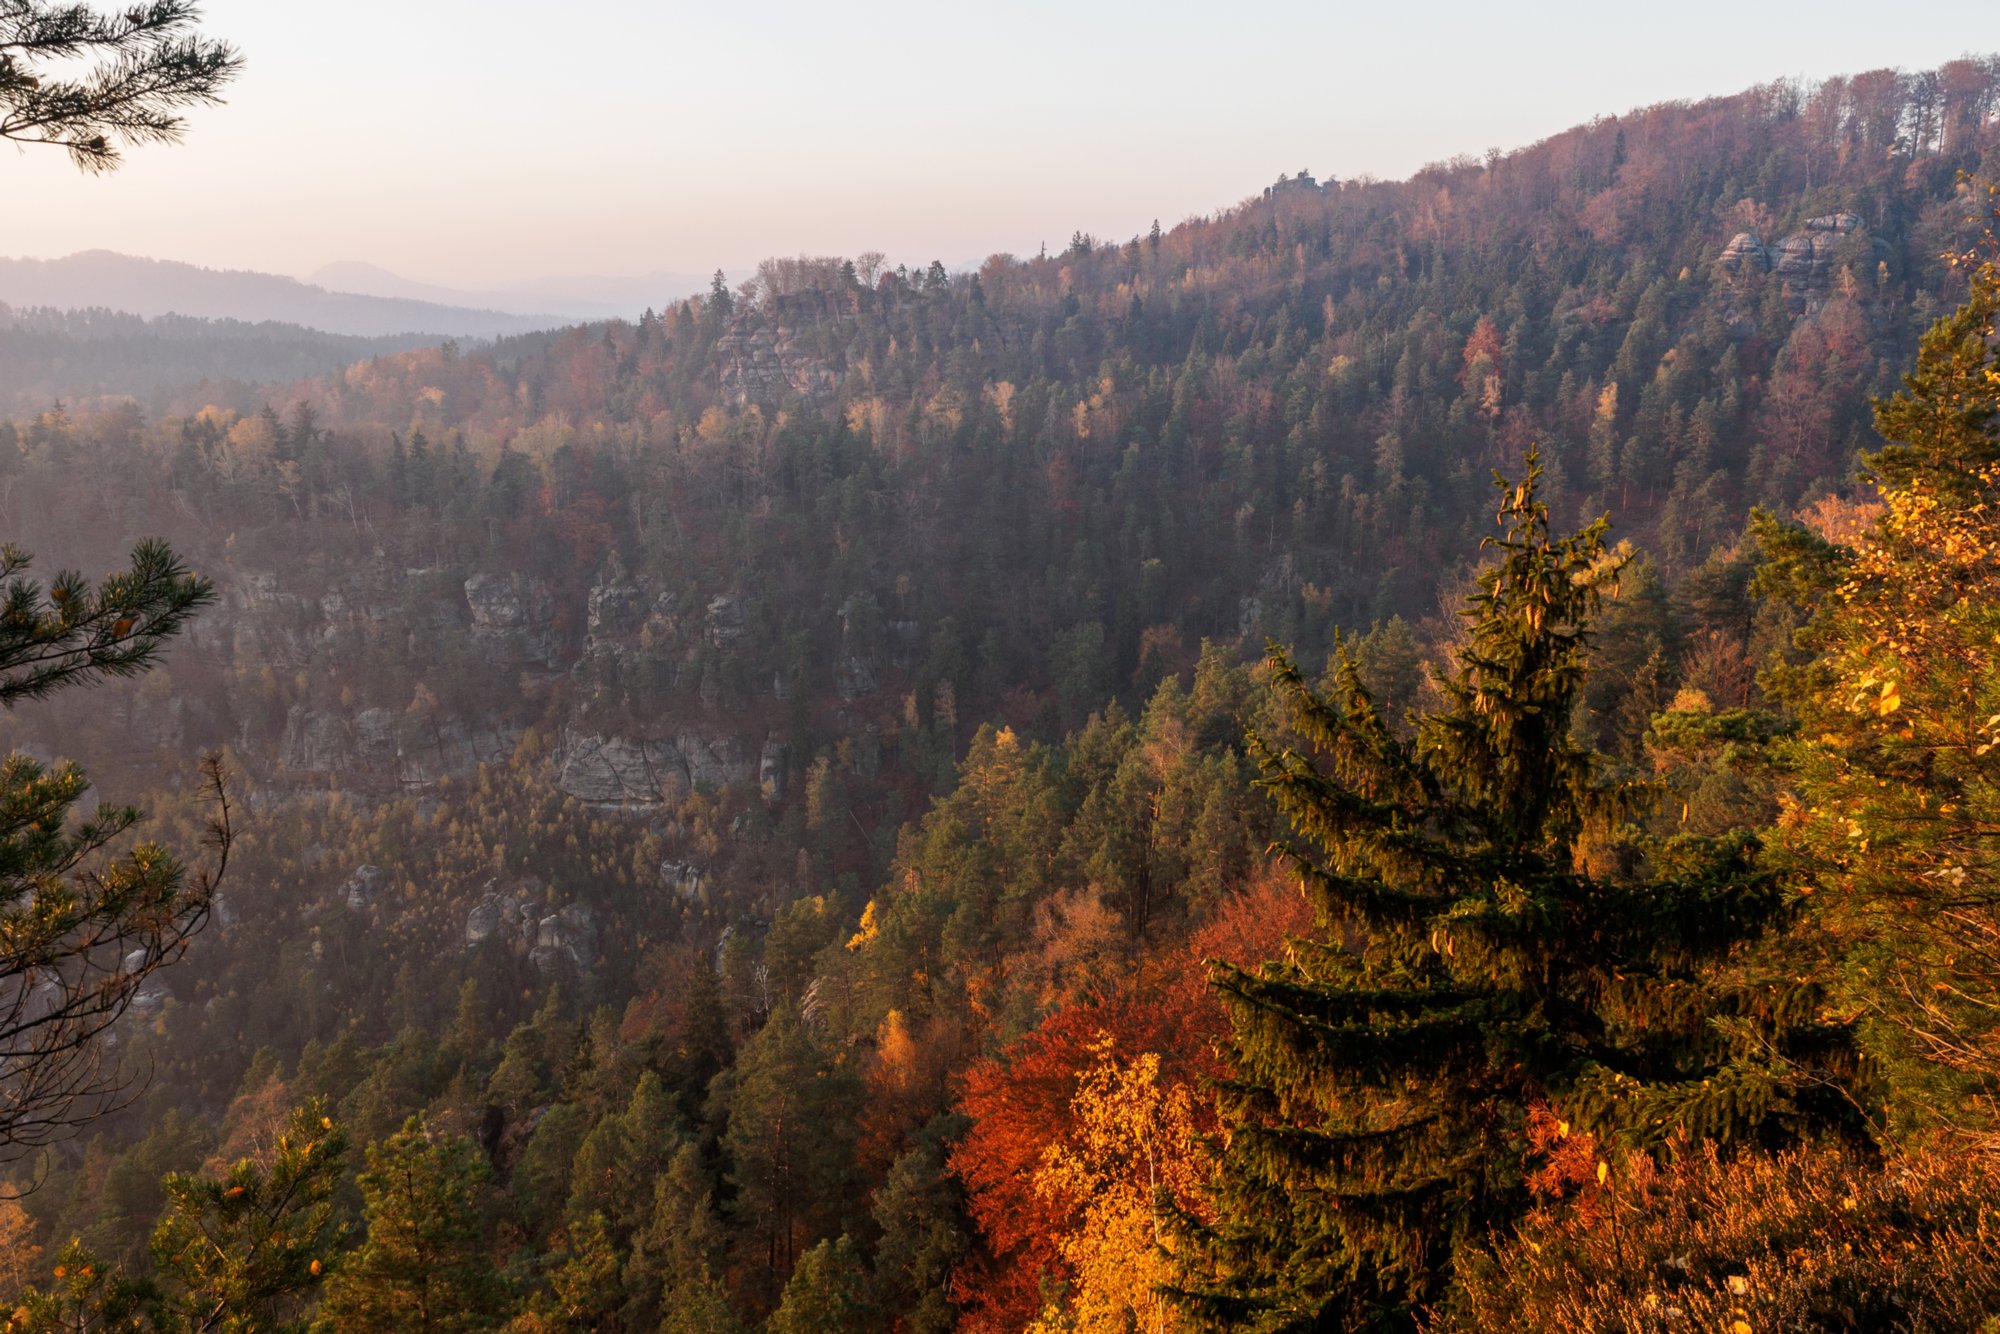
[1771,230,1835,283]
[706,594,746,648]
[1717,231,1769,273]
[759,736,789,805]
[341,864,393,911]
[464,891,515,945]
[660,859,706,902]
[532,904,599,975]
[464,878,547,949]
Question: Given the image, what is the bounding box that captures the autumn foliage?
[950,871,1305,1331]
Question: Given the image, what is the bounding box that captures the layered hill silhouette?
[304,260,719,323]
[0,250,559,337]
[0,305,444,413]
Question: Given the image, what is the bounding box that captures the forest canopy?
[3,52,2000,1334]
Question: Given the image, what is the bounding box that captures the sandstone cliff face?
[548,556,786,807]
[552,728,755,806]
[275,702,521,787]
[1716,212,1890,314]
[714,324,843,406]
[141,543,821,815]
[712,290,858,406]
[464,571,562,670]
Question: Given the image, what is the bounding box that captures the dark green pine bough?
[1,539,225,1158]
[1175,451,1857,1331]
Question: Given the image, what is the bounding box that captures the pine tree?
[314,1117,507,1333]
[718,1007,860,1298]
[8,1101,347,1334]
[1176,452,1848,1330]
[867,1120,967,1334]
[565,1072,684,1239]
[509,1213,623,1334]
[147,1100,348,1333]
[0,541,224,1157]
[0,2,240,171]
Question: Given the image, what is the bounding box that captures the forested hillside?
[4,60,2000,1333]
[0,305,442,415]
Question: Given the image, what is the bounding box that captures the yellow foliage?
[0,1199,39,1301]
[1026,1035,1210,1334]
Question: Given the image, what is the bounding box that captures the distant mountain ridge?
[0,304,444,414]
[305,261,718,323]
[0,251,561,338]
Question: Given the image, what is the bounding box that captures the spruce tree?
[1176,453,1850,1330]
[767,1236,875,1334]
[626,1141,735,1332]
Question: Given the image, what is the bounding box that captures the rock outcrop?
[660,859,707,902]
[340,864,392,911]
[532,904,599,975]
[463,881,597,976]
[1716,211,1888,314]
[714,323,843,405]
[555,728,755,805]
[464,572,561,669]
[277,703,518,787]
[759,736,789,806]
[705,594,746,649]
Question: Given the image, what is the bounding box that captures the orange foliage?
[204,1074,298,1175]
[949,869,1307,1331]
[854,1008,971,1180]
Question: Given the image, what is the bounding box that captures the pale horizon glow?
[0,1,1993,290]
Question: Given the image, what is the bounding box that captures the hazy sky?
[2,1,1993,287]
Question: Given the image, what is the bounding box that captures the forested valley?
[6,52,2000,1333]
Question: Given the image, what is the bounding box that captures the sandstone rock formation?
[1715,210,1888,314]
[554,727,755,806]
[464,571,560,669]
[340,864,393,911]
